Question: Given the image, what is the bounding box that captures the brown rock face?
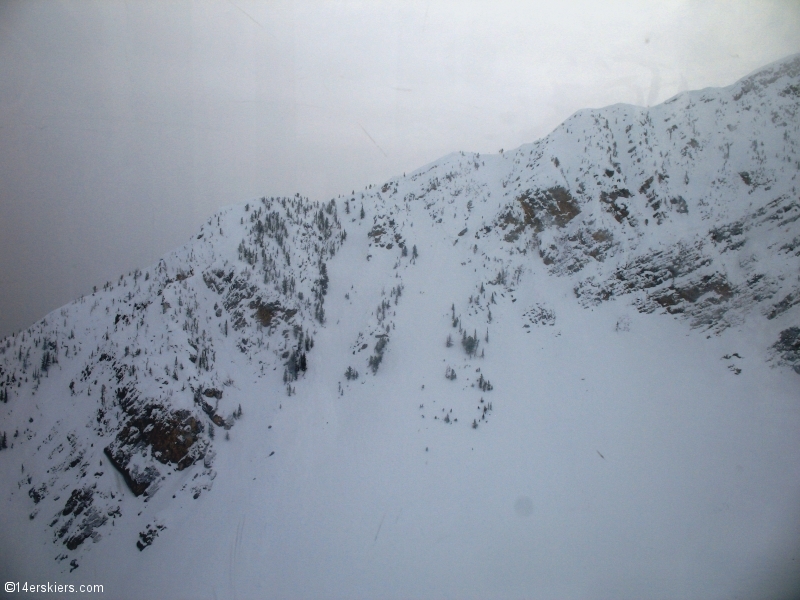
[104,404,206,496]
[517,186,581,232]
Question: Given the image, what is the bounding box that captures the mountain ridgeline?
[1,55,799,592]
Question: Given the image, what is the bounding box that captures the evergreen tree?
[462,330,479,357]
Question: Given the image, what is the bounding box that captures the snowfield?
[1,55,800,599]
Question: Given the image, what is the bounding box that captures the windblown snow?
[2,55,800,599]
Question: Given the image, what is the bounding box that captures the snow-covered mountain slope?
[2,55,800,599]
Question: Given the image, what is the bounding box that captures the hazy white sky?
[1,0,799,338]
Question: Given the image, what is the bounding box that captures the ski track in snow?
[374,513,385,543]
[230,515,244,600]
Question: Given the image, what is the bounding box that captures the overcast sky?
[1,0,799,339]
